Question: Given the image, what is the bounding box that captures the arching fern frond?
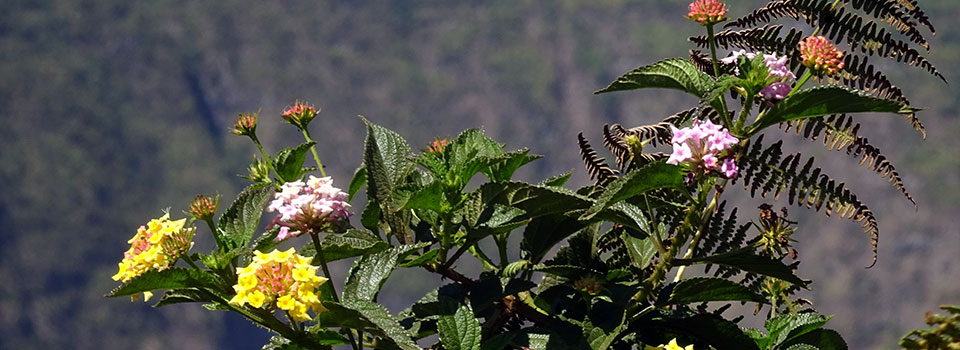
[603,124,632,170]
[829,54,925,137]
[782,114,916,206]
[578,132,619,186]
[724,0,801,29]
[691,25,807,67]
[736,135,880,267]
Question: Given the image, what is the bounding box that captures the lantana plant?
[108,1,946,349]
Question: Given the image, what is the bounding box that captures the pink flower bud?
[686,0,727,26]
[798,36,845,75]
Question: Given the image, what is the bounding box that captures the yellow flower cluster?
[229,248,328,322]
[646,339,694,350]
[112,213,195,301]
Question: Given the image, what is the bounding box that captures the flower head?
[762,53,796,82]
[228,248,328,321]
[646,338,694,350]
[281,101,318,130]
[266,176,351,241]
[686,0,727,26]
[798,36,845,75]
[428,138,448,153]
[188,194,220,221]
[760,82,791,100]
[112,213,195,301]
[667,119,739,179]
[232,112,258,137]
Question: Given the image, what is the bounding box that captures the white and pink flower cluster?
[267,176,351,241]
[667,119,739,179]
[721,50,796,100]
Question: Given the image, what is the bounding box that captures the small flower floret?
[798,36,845,75]
[281,101,318,130]
[232,113,258,137]
[228,248,327,322]
[760,82,791,100]
[112,213,195,301]
[267,176,351,241]
[188,194,220,221]
[646,338,694,350]
[667,119,739,179]
[685,0,727,26]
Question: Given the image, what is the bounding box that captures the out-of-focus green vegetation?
[0,1,956,349]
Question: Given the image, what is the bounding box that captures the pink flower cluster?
[721,50,796,100]
[667,120,739,178]
[267,176,351,241]
[798,36,844,75]
[686,0,727,26]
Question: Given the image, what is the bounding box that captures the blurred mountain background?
[0,0,956,349]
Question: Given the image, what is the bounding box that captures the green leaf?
[400,181,445,212]
[400,248,439,267]
[521,214,587,264]
[106,267,219,298]
[348,165,367,202]
[272,141,315,182]
[621,229,658,270]
[218,185,274,250]
[596,58,713,98]
[656,277,765,306]
[480,333,516,350]
[360,199,380,232]
[772,313,832,347]
[483,149,541,183]
[438,303,482,350]
[152,289,213,307]
[343,243,430,301]
[360,116,414,241]
[317,229,389,262]
[750,85,920,134]
[541,170,574,187]
[319,300,418,350]
[781,329,847,350]
[677,248,808,287]
[580,162,684,221]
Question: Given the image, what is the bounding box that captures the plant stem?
[309,234,339,303]
[251,135,283,190]
[707,24,732,127]
[301,128,327,177]
[674,179,728,282]
[495,234,509,268]
[787,70,813,98]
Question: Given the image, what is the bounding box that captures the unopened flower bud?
[281,101,319,130]
[428,138,448,153]
[244,157,271,183]
[798,36,845,76]
[232,112,258,137]
[188,194,220,221]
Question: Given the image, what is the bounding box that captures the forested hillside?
[0,1,956,349]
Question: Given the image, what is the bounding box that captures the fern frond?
[736,135,880,267]
[829,54,925,137]
[782,114,916,206]
[689,50,727,77]
[578,132,619,186]
[692,25,807,67]
[603,124,632,170]
[724,0,801,28]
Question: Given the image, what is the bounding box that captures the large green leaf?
[319,300,419,350]
[311,229,389,262]
[438,303,482,350]
[771,313,832,347]
[580,162,684,221]
[521,214,587,264]
[348,165,367,202]
[782,329,847,350]
[749,85,919,134]
[483,149,541,183]
[360,116,414,240]
[595,58,713,98]
[272,141,315,183]
[656,277,765,306]
[106,267,219,298]
[400,180,445,212]
[218,185,274,250]
[676,249,808,287]
[152,289,214,307]
[621,229,658,270]
[343,243,430,302]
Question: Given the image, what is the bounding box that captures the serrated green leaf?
[438,303,482,350]
[772,313,832,347]
[348,165,366,202]
[218,185,274,250]
[621,229,657,270]
[521,214,586,264]
[581,162,684,221]
[596,58,713,98]
[400,247,439,267]
[319,300,418,350]
[657,277,765,306]
[533,264,600,279]
[541,170,574,187]
[749,85,920,134]
[316,229,390,262]
[273,141,315,182]
[360,199,380,232]
[677,249,808,287]
[483,149,541,183]
[152,289,213,307]
[106,267,219,298]
[781,329,846,350]
[343,243,430,301]
[400,181,445,212]
[360,116,414,242]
